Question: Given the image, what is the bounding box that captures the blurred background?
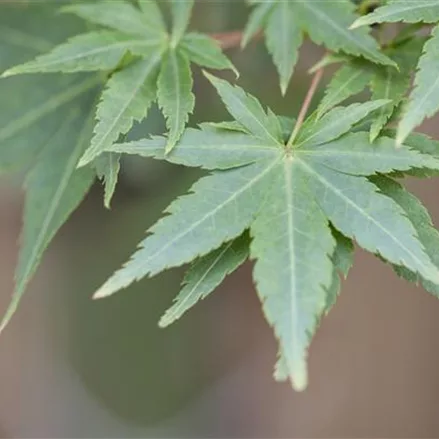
[1,1,439,437]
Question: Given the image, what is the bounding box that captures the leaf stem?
[211,30,262,49]
[286,67,324,148]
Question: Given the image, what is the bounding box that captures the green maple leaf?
[243,0,394,94]
[1,0,236,192]
[352,0,439,144]
[91,74,439,390]
[317,36,425,140]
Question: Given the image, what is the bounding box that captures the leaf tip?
[349,18,363,30]
[290,368,308,392]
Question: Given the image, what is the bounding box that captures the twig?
[286,67,324,148]
[211,30,262,50]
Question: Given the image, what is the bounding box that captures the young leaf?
[180,33,238,76]
[108,126,280,170]
[169,0,194,45]
[316,62,373,118]
[296,100,391,147]
[264,2,302,95]
[397,25,439,145]
[204,72,283,145]
[95,152,121,209]
[0,111,95,333]
[61,1,165,38]
[351,0,439,28]
[250,160,336,391]
[157,50,195,153]
[78,52,162,166]
[1,32,160,76]
[159,233,250,328]
[93,158,280,299]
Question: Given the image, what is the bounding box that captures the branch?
[287,68,325,148]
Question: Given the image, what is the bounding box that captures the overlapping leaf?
[243,0,394,94]
[93,75,439,389]
[352,0,439,144]
[317,37,425,140]
[1,0,236,177]
[0,3,101,332]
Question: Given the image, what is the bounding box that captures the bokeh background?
[1,1,439,437]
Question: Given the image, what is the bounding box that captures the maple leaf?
[1,0,236,196]
[91,74,439,390]
[243,0,395,94]
[352,0,439,144]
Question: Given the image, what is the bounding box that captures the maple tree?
[3,0,439,391]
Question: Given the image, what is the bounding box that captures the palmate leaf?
[1,0,235,163]
[94,75,439,388]
[0,109,96,333]
[159,232,250,328]
[244,0,394,93]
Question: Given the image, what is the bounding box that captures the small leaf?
[78,52,162,166]
[159,233,250,327]
[397,25,439,145]
[93,157,280,299]
[169,0,194,45]
[109,126,279,170]
[296,100,390,147]
[265,2,302,95]
[0,110,95,333]
[351,0,439,28]
[157,49,195,153]
[61,1,165,37]
[2,32,162,76]
[180,32,238,76]
[95,152,121,209]
[204,72,283,145]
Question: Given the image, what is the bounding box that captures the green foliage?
[243,0,394,94]
[353,0,439,143]
[3,0,439,393]
[93,76,439,389]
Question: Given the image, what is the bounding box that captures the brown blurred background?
[1,1,439,437]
